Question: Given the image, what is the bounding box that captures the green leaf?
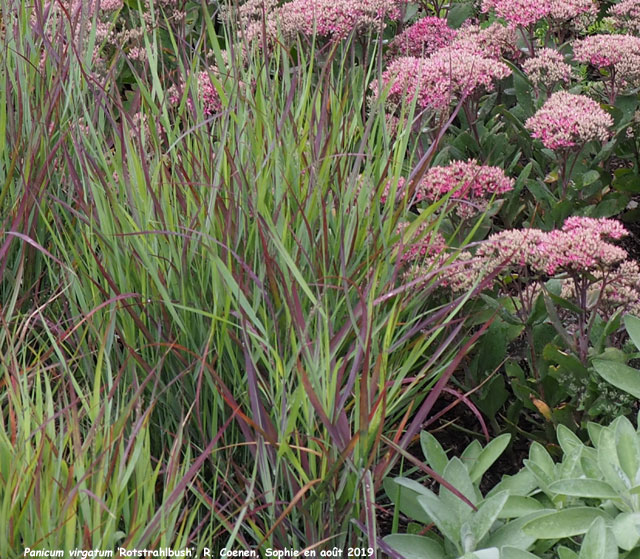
[447,1,475,28]
[421,432,449,477]
[439,457,478,522]
[612,172,640,194]
[462,440,484,466]
[385,478,433,525]
[557,547,578,559]
[624,314,640,351]
[612,512,640,551]
[528,443,555,477]
[522,508,610,539]
[615,416,640,485]
[596,423,631,491]
[587,422,604,447]
[418,492,462,547]
[486,511,552,549]
[471,492,509,545]
[526,180,557,205]
[507,63,534,116]
[470,435,511,484]
[578,517,618,559]
[498,496,544,518]
[548,479,618,499]
[500,548,541,559]
[592,359,640,399]
[467,549,500,559]
[557,425,584,456]
[488,469,538,498]
[383,534,447,559]
[581,170,601,187]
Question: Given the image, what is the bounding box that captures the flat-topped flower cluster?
[522,48,573,89]
[525,91,613,150]
[372,48,511,113]
[402,217,640,315]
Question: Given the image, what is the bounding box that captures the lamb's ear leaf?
[469,434,511,484]
[578,517,618,559]
[522,508,609,539]
[382,534,446,559]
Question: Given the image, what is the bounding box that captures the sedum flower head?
[548,0,597,25]
[481,0,551,27]
[525,91,613,150]
[169,67,224,117]
[396,222,447,264]
[608,0,640,34]
[477,217,628,276]
[541,218,628,275]
[386,16,457,58]
[522,48,573,88]
[572,34,640,89]
[417,160,515,218]
[452,22,521,61]
[372,48,511,112]
[272,0,401,41]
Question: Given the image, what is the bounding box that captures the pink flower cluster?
[481,0,551,27]
[386,17,457,59]
[522,48,573,88]
[396,222,446,264]
[477,217,628,276]
[373,47,511,112]
[272,0,401,41]
[548,0,597,23]
[608,0,640,33]
[169,67,224,117]
[525,91,613,150]
[572,34,640,89]
[416,160,514,218]
[452,22,521,61]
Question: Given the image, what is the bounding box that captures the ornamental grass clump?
[525,91,613,195]
[572,34,640,102]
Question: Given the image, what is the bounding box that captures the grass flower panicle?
[525,91,613,150]
[522,48,573,89]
